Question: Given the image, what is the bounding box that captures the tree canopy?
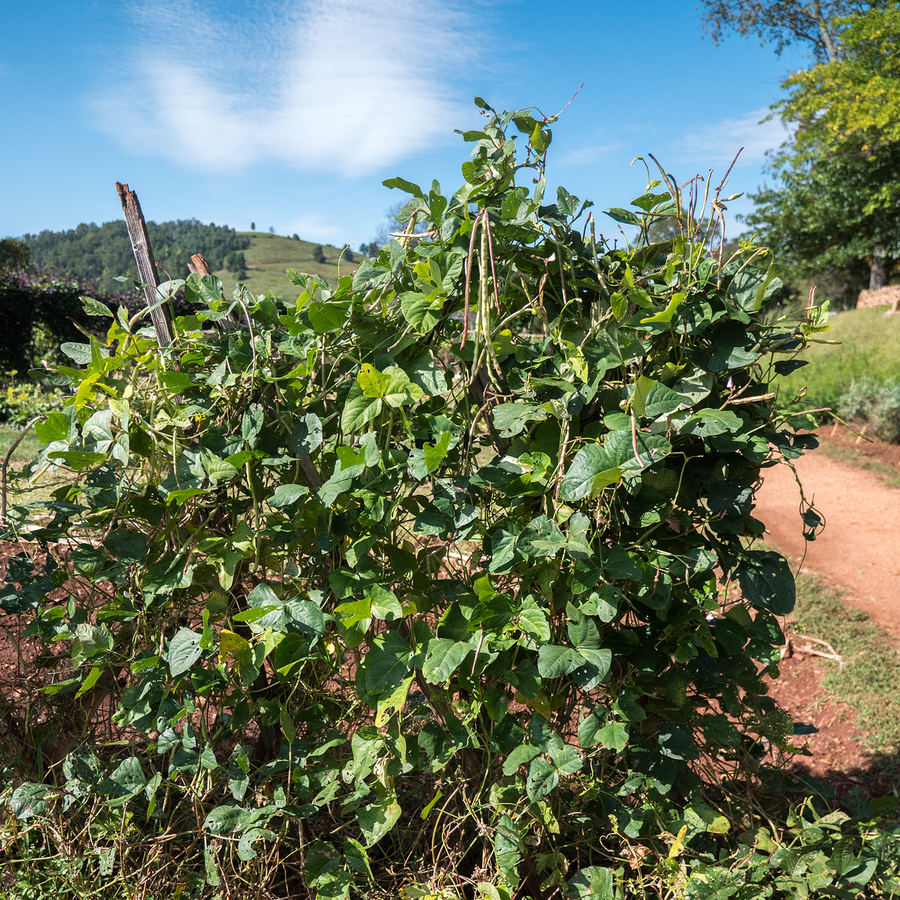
[779,3,900,153]
[723,1,900,298]
[698,0,872,62]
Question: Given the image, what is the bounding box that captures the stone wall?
[857,284,900,311]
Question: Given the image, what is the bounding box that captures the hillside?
[19,220,363,299]
[214,233,360,297]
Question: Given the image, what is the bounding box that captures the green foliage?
[0,100,874,899]
[741,4,900,297]
[312,244,326,263]
[779,3,900,153]
[0,236,30,268]
[0,370,68,426]
[22,219,251,293]
[743,138,900,300]
[838,375,900,443]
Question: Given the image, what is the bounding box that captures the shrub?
[312,244,326,263]
[4,102,885,899]
[838,375,900,442]
[0,371,68,426]
[0,264,196,374]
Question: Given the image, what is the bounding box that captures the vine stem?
[0,416,40,528]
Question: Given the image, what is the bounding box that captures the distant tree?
[251,222,256,231]
[225,251,248,280]
[269,226,275,234]
[293,234,300,241]
[21,220,250,292]
[0,237,30,268]
[743,137,900,298]
[312,245,326,264]
[343,246,355,263]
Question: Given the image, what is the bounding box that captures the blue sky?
[1,0,806,252]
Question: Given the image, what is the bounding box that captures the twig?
[1,416,40,528]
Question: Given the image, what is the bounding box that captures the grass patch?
[777,306,900,410]
[0,424,42,467]
[816,441,900,489]
[213,232,361,298]
[790,570,900,758]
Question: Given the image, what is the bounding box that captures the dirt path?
[755,434,900,639]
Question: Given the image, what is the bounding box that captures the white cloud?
[679,109,792,168]
[91,0,474,176]
[556,142,620,167]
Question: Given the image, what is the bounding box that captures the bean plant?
[5,101,890,900]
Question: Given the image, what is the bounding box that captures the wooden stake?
[188,252,213,276]
[115,182,173,346]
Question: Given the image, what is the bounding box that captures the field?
[212,232,363,297]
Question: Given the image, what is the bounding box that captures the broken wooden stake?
[115,182,174,346]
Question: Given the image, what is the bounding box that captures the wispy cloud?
[556,142,621,168]
[678,108,792,168]
[91,0,474,176]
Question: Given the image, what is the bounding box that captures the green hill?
[215,233,361,297]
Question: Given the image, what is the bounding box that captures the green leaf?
[518,604,551,642]
[605,207,641,226]
[341,382,383,434]
[400,291,442,334]
[730,266,782,313]
[596,721,629,752]
[289,413,323,454]
[269,483,309,508]
[526,756,558,802]
[422,431,451,473]
[168,627,203,678]
[560,445,622,502]
[10,783,49,820]
[364,632,413,698]
[627,378,684,418]
[492,402,548,438]
[577,707,606,749]
[736,551,796,616]
[680,409,743,437]
[47,450,107,470]
[369,585,403,621]
[422,639,472,683]
[204,804,251,835]
[309,301,349,333]
[502,743,540,775]
[537,645,585,679]
[82,296,113,317]
[382,176,424,197]
[567,866,614,900]
[641,292,685,324]
[357,795,402,847]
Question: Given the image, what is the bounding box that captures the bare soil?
[757,427,900,793]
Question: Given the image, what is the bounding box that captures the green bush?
[0,370,68,426]
[838,375,900,442]
[4,102,894,899]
